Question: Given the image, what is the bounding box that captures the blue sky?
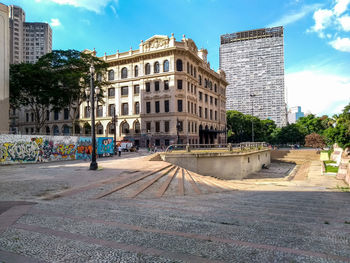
[2,0,350,117]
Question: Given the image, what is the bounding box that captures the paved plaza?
[0,151,350,262]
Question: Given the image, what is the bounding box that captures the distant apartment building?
[0,3,10,133]
[288,106,304,124]
[9,5,52,64]
[15,34,228,147]
[220,26,287,127]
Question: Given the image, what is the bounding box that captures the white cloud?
[267,4,321,27]
[49,18,61,27]
[338,14,350,30]
[334,0,350,16]
[286,70,350,116]
[311,9,333,31]
[42,0,118,14]
[329,37,350,52]
[110,5,118,17]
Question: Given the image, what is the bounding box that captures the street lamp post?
[250,93,256,142]
[112,107,118,155]
[86,64,98,170]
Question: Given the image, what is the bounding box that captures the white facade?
[220,27,287,127]
[0,3,10,133]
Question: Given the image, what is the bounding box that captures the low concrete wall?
[161,149,270,180]
[0,134,114,165]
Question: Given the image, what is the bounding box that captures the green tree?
[276,124,305,145]
[10,62,59,133]
[37,49,110,134]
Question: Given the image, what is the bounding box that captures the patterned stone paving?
[0,152,349,262]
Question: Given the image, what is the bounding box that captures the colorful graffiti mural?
[76,137,92,160]
[97,137,114,157]
[0,135,93,165]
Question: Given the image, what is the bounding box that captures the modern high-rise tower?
[220,26,286,127]
[9,5,52,64]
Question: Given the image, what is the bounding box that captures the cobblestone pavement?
[0,152,350,263]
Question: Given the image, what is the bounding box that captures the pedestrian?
[118,145,122,157]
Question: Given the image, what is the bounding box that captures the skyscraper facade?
[220,26,287,127]
[9,5,52,64]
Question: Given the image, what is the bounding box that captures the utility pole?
[250,93,256,142]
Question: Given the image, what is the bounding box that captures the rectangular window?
[122,103,128,115]
[109,104,115,116]
[46,110,50,121]
[64,108,69,120]
[199,92,202,101]
[195,103,197,114]
[177,121,183,131]
[26,113,29,122]
[164,121,169,132]
[191,84,193,93]
[164,100,169,112]
[188,101,190,113]
[187,82,190,92]
[205,94,208,103]
[215,98,218,106]
[134,85,140,94]
[210,96,213,104]
[165,139,170,146]
[31,113,34,122]
[155,121,160,132]
[85,106,90,118]
[191,102,193,114]
[177,79,182,90]
[146,122,151,132]
[97,105,103,117]
[177,100,183,112]
[188,121,190,132]
[155,139,160,146]
[146,102,151,113]
[54,110,59,120]
[164,80,169,90]
[205,108,208,119]
[135,102,140,114]
[121,86,128,96]
[155,81,160,91]
[108,88,115,97]
[215,110,217,121]
[146,82,150,92]
[210,109,213,120]
[199,106,202,118]
[155,101,160,113]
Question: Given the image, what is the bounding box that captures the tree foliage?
[10,49,110,134]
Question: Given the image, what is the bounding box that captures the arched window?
[145,63,151,75]
[134,65,138,77]
[62,125,70,135]
[84,123,91,135]
[121,67,128,79]
[176,59,183,71]
[134,102,140,114]
[163,60,169,72]
[108,122,115,135]
[53,125,59,135]
[97,123,104,135]
[45,126,50,135]
[74,125,80,135]
[121,122,129,134]
[134,121,140,133]
[108,70,114,80]
[154,62,160,73]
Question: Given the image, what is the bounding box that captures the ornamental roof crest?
[143,35,170,51]
[187,39,198,53]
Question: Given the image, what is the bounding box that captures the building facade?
[9,5,52,64]
[79,34,228,147]
[0,3,10,133]
[220,26,287,127]
[288,106,304,124]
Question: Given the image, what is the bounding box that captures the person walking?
[118,145,122,157]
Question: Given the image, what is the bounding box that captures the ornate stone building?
[80,34,228,147]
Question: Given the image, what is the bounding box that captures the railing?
[165,142,268,153]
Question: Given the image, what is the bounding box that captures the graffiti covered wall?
[97,137,114,157]
[0,135,96,165]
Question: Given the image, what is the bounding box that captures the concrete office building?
[220,26,287,127]
[0,3,10,133]
[288,106,304,124]
[9,5,52,64]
